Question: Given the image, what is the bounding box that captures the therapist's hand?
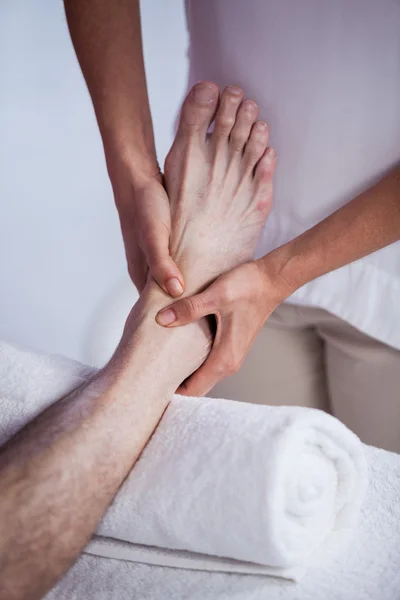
[155,261,291,396]
[112,164,185,297]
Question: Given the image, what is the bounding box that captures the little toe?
[253,147,277,212]
[229,99,259,155]
[242,121,270,174]
[254,147,277,183]
[177,81,219,139]
[212,85,244,142]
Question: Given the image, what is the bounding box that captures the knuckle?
[220,361,237,377]
[216,115,235,133]
[216,354,241,377]
[220,281,236,304]
[229,133,246,152]
[185,296,202,318]
[226,359,241,376]
[215,360,228,377]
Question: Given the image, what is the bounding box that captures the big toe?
[177,81,219,139]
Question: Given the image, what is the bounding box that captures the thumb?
[144,225,184,298]
[156,286,218,327]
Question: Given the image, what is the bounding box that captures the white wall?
[0,0,188,363]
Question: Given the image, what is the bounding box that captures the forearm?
[260,166,400,294]
[0,282,210,600]
[64,0,157,183]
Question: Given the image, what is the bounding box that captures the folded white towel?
[0,341,368,580]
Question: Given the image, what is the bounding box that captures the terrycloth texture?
[92,397,367,575]
[45,446,400,600]
[0,341,367,582]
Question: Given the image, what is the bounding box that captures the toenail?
[193,83,217,104]
[244,100,257,113]
[226,85,243,96]
[256,121,268,131]
[266,147,277,161]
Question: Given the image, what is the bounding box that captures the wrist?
[255,243,299,302]
[105,148,162,222]
[105,141,160,187]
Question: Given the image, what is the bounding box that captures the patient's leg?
[0,83,275,600]
[122,82,276,380]
[119,82,275,389]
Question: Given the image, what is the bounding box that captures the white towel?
[46,445,400,600]
[0,341,367,581]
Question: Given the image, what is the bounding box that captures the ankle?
[114,279,212,393]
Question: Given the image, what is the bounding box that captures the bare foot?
[164,81,276,294]
[118,83,276,388]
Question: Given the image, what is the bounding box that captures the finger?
[156,286,219,327]
[179,315,245,396]
[177,341,230,397]
[144,225,185,297]
[177,362,217,397]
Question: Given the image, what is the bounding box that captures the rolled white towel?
[0,342,368,578]
[98,395,368,571]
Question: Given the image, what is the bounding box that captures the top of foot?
[164,81,276,294]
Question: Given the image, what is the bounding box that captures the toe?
[177,81,219,138]
[253,147,277,212]
[229,99,258,154]
[242,121,269,174]
[212,85,244,141]
[254,147,277,183]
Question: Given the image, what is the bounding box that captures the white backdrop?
[0,0,188,363]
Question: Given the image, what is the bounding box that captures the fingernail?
[157,309,176,326]
[166,277,183,297]
[193,83,217,104]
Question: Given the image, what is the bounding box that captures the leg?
[210,303,330,411]
[319,315,400,453]
[0,82,275,599]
